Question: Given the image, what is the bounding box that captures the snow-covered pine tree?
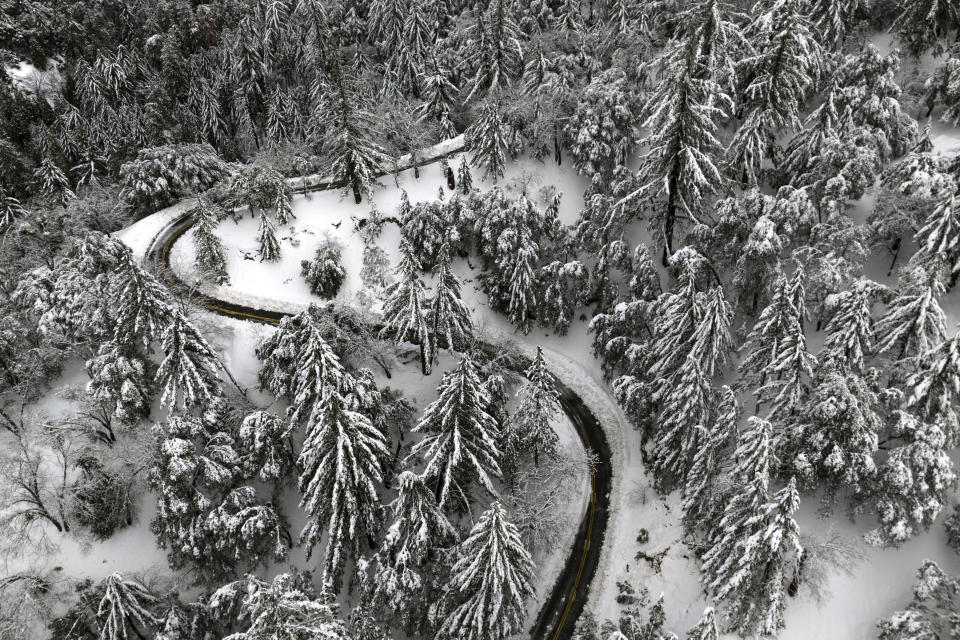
[96,572,158,640]
[925,53,960,125]
[429,241,473,353]
[457,156,474,193]
[317,53,388,204]
[466,98,509,181]
[155,311,222,409]
[654,355,716,489]
[685,607,720,640]
[875,263,948,364]
[367,0,407,55]
[434,501,534,640]
[301,237,346,299]
[866,410,957,547]
[112,244,176,348]
[85,343,152,426]
[191,197,230,285]
[711,477,802,636]
[629,0,734,258]
[409,355,502,507]
[380,239,433,375]
[688,285,734,377]
[914,196,960,286]
[465,0,523,102]
[256,213,281,262]
[783,357,881,510]
[756,303,817,420]
[506,235,539,334]
[812,0,865,45]
[905,331,960,436]
[418,56,459,139]
[298,389,389,591]
[891,0,960,58]
[256,305,349,423]
[647,249,709,383]
[681,385,738,535]
[876,560,960,639]
[372,471,458,634]
[237,410,295,484]
[566,68,638,179]
[34,155,76,203]
[728,0,826,185]
[821,279,887,372]
[701,416,774,588]
[509,346,561,467]
[217,573,349,640]
[538,257,588,335]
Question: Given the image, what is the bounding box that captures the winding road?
[146,203,612,640]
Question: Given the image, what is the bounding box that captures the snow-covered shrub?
[876,560,960,638]
[70,454,136,540]
[119,143,229,213]
[300,238,346,299]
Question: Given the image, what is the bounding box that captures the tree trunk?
[446,166,456,190]
[352,179,362,204]
[887,237,902,276]
[419,342,431,376]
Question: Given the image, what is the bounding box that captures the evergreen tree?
[457,156,474,193]
[466,98,509,181]
[630,0,734,258]
[689,285,734,377]
[216,573,349,640]
[914,196,960,285]
[877,560,960,639]
[465,0,523,102]
[681,608,718,640]
[96,572,158,640]
[192,197,230,285]
[409,355,502,507]
[301,238,346,299]
[155,311,222,409]
[566,68,639,179]
[112,245,176,348]
[85,343,151,426]
[654,355,715,488]
[821,279,886,372]
[380,239,433,375]
[299,390,389,590]
[892,0,960,57]
[256,213,281,262]
[728,0,826,185]
[434,501,534,640]
[372,471,458,634]
[866,411,957,547]
[506,236,539,334]
[429,242,473,353]
[875,264,948,364]
[509,346,561,467]
[237,410,295,484]
[681,386,738,534]
[418,57,459,138]
[785,358,881,509]
[812,0,865,44]
[368,0,407,55]
[906,332,960,430]
[317,54,389,204]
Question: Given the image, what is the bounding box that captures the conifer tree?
[654,355,716,488]
[757,306,817,420]
[112,246,176,348]
[507,236,539,334]
[682,386,738,533]
[784,358,881,509]
[630,0,734,258]
[155,311,222,409]
[301,238,346,299]
[256,213,281,262]
[429,242,473,353]
[821,279,886,372]
[368,0,407,55]
[689,285,734,377]
[914,196,960,285]
[685,607,720,640]
[318,54,388,204]
[418,57,459,138]
[509,347,561,467]
[457,156,474,193]
[728,0,826,185]
[96,572,158,640]
[380,239,433,375]
[373,471,458,633]
[299,390,389,590]
[875,264,948,363]
[876,560,960,639]
[409,355,502,507]
[466,98,509,181]
[191,197,230,285]
[85,343,152,426]
[465,0,523,102]
[866,411,957,547]
[906,332,960,430]
[566,68,639,179]
[892,0,960,58]
[435,501,534,640]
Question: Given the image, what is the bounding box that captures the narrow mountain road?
[147,210,612,640]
